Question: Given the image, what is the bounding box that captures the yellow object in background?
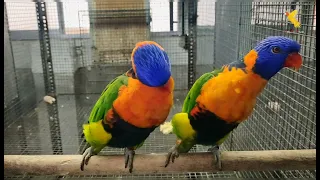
[285,10,301,28]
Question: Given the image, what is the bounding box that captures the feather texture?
[132,42,171,87]
[165,36,302,153]
[113,77,174,128]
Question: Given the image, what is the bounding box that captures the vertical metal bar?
[236,2,242,60]
[170,2,174,31]
[229,2,243,151]
[181,2,185,35]
[78,11,86,67]
[276,2,281,35]
[253,2,259,41]
[4,2,28,154]
[187,0,197,89]
[56,2,65,34]
[4,3,20,100]
[36,2,63,155]
[213,1,217,67]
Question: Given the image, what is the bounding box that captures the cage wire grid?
[214,0,316,179]
[4,0,316,179]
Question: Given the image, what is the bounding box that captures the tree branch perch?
[4,149,316,176]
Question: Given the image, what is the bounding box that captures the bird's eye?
[271,46,281,54]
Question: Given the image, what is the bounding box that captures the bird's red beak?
[284,52,303,71]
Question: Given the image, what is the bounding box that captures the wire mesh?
[4,1,228,179]
[214,0,316,179]
[4,0,316,179]
[4,2,45,156]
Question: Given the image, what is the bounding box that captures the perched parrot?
[160,36,302,169]
[285,10,301,28]
[80,41,174,173]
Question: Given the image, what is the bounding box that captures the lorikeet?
[160,36,302,169]
[80,41,174,173]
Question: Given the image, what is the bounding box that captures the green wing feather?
[88,73,129,123]
[182,68,223,113]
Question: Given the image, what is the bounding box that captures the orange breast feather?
[197,51,268,123]
[113,77,174,128]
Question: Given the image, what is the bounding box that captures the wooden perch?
[4,149,315,176]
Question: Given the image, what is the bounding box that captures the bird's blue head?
[131,41,171,87]
[252,36,302,80]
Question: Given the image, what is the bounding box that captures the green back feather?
[88,74,129,123]
[182,68,223,113]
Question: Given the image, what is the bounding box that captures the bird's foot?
[165,144,180,167]
[124,148,135,173]
[208,145,222,170]
[80,147,94,171]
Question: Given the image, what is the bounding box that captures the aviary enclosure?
[4,0,316,179]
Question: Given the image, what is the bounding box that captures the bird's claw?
[124,148,135,173]
[165,145,179,167]
[208,145,222,170]
[80,147,94,171]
